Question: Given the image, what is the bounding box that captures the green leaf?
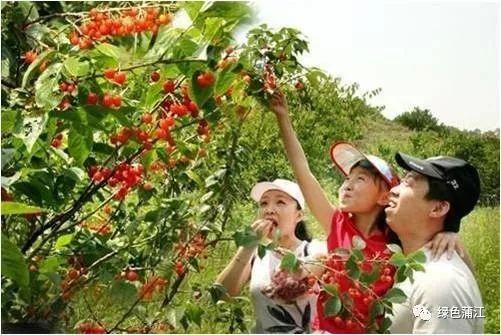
[142,81,163,110]
[409,250,426,263]
[63,57,90,77]
[257,244,266,259]
[409,263,425,272]
[323,283,339,297]
[215,69,237,96]
[185,304,204,327]
[34,62,63,111]
[1,201,43,215]
[1,148,15,169]
[185,170,204,188]
[378,317,392,333]
[38,256,61,273]
[386,243,402,253]
[208,283,228,303]
[182,2,204,21]
[324,295,342,316]
[191,70,215,107]
[54,234,73,250]
[395,265,407,283]
[1,234,29,289]
[233,228,259,248]
[68,127,93,166]
[95,43,121,62]
[346,256,361,279]
[389,252,407,267]
[1,172,22,188]
[280,252,299,272]
[14,113,48,153]
[384,287,407,304]
[22,49,55,89]
[1,109,18,133]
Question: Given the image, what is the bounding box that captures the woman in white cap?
[216,179,327,333]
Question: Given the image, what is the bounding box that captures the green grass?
[459,207,500,334]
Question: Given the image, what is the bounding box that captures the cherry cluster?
[88,162,145,200]
[115,268,139,282]
[319,253,395,331]
[138,275,168,300]
[173,233,206,276]
[76,322,106,334]
[61,255,87,301]
[51,133,64,148]
[261,270,317,303]
[69,6,173,50]
[22,50,37,64]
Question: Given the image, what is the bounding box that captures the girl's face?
[258,190,303,238]
[338,166,389,213]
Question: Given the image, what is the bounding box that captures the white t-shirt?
[389,248,484,334]
[249,239,327,333]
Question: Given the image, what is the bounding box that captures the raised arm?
[270,92,335,234]
[215,219,274,296]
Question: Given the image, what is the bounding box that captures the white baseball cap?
[250,179,305,209]
[330,142,400,188]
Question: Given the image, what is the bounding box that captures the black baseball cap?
[395,152,481,232]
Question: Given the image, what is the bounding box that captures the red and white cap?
[330,142,400,188]
[250,179,305,209]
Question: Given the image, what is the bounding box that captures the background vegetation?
[1,1,498,333]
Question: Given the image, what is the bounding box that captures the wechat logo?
[412,304,432,321]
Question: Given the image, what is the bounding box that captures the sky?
[240,0,499,131]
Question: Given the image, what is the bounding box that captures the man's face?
[385,171,433,234]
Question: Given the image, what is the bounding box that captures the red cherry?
[23,51,37,64]
[113,71,126,85]
[346,319,355,330]
[188,101,198,113]
[150,71,160,82]
[66,83,75,93]
[157,14,170,25]
[196,71,214,87]
[59,82,68,92]
[141,113,153,124]
[68,269,79,280]
[126,271,138,281]
[295,81,304,90]
[51,138,62,148]
[102,93,113,108]
[86,92,99,105]
[103,68,116,79]
[159,117,174,130]
[163,79,175,93]
[155,128,168,140]
[143,182,154,191]
[137,131,149,142]
[112,95,122,108]
[69,32,80,45]
[334,316,345,328]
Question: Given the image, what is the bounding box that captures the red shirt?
[313,209,394,333]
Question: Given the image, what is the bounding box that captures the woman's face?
[338,166,389,213]
[258,190,303,238]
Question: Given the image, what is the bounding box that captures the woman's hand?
[251,219,275,240]
[269,91,289,118]
[425,231,465,260]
